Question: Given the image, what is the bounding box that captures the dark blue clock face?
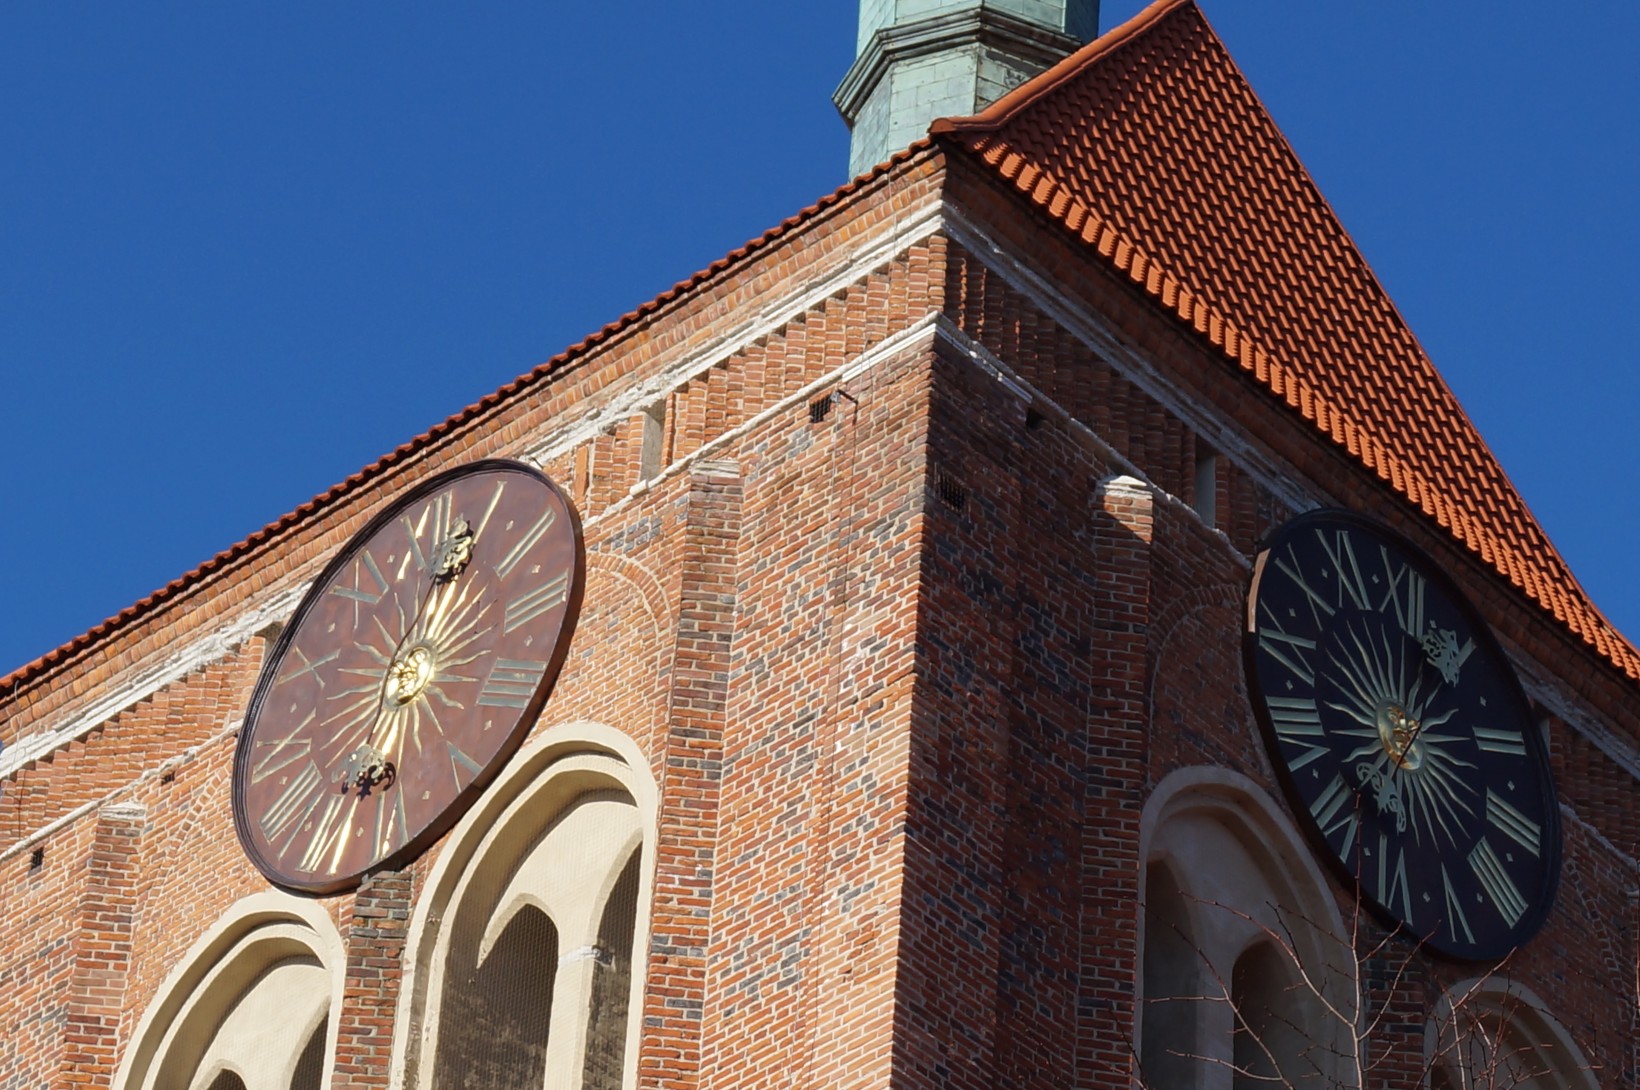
[1245,510,1560,961]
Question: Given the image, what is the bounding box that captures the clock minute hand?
[429,516,477,585]
[341,516,479,795]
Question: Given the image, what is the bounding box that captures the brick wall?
[0,142,1634,1090]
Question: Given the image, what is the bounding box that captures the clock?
[1244,509,1559,960]
[232,459,584,894]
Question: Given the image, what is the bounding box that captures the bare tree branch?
[1133,885,1595,1090]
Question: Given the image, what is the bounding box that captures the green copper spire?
[835,0,1100,178]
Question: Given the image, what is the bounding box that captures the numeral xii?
[1317,529,1371,611]
[1378,549,1425,637]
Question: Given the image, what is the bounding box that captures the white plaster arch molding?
[115,891,345,1090]
[476,795,643,968]
[1427,977,1600,1090]
[391,720,658,1090]
[1135,767,1358,1090]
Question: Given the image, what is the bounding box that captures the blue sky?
[2,1,1636,677]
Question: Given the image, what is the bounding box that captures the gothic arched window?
[399,724,654,1090]
[1428,980,1599,1090]
[116,893,341,1090]
[1137,768,1354,1090]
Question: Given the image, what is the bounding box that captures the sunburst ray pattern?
[1324,619,1477,848]
[372,577,495,761]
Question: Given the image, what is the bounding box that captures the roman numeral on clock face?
[298,794,350,874]
[375,787,408,859]
[477,658,549,708]
[1469,838,1528,927]
[1268,696,1328,770]
[448,742,483,787]
[251,720,314,784]
[1486,789,1541,856]
[330,550,389,609]
[470,479,508,542]
[277,648,340,691]
[427,491,453,546]
[504,571,571,633]
[1441,864,1476,946]
[1273,551,1336,625]
[1257,604,1317,686]
[396,514,429,580]
[1310,774,1358,856]
[1316,529,1371,611]
[1377,836,1414,928]
[1378,552,1426,638]
[259,762,323,844]
[1473,725,1527,756]
[495,509,558,579]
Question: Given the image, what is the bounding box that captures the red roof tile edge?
[932,0,1189,137]
[0,142,939,700]
[933,2,1640,685]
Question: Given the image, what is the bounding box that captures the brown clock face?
[233,459,584,894]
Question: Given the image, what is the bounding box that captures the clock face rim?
[1243,508,1561,961]
[231,458,585,895]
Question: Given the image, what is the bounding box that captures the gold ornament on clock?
[232,459,584,894]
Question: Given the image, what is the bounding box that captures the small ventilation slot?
[1193,444,1218,527]
[639,400,666,480]
[936,470,968,511]
[809,394,836,424]
[29,847,44,872]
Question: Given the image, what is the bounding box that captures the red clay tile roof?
[933,0,1640,683]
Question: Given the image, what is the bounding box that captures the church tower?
[834,0,1100,176]
[0,4,1630,1088]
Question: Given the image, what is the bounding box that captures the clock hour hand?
[377,513,476,680]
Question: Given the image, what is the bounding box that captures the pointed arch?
[114,892,343,1090]
[392,721,657,1090]
[1136,767,1356,1089]
[1428,978,1600,1089]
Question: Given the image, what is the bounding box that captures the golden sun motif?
[385,645,435,705]
[1325,620,1477,848]
[1376,701,1423,771]
[329,574,495,777]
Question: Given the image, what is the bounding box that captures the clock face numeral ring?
[1243,509,1560,961]
[231,459,585,895]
